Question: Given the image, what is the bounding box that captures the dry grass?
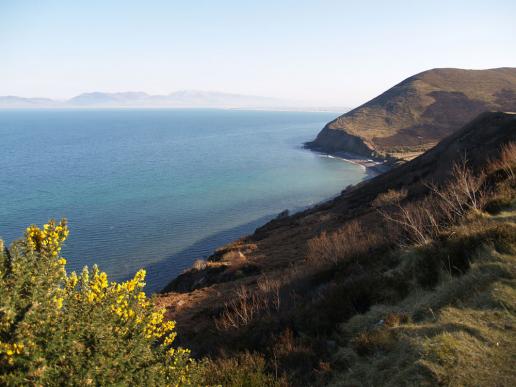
[384,312,410,327]
[489,141,516,179]
[351,328,397,356]
[270,328,329,384]
[307,221,383,268]
[372,188,408,208]
[257,275,281,311]
[222,250,247,264]
[200,351,287,387]
[485,181,516,214]
[214,256,318,332]
[329,202,516,386]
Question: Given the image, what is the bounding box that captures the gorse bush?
[0,220,198,386]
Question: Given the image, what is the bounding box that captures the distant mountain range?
[0,90,346,111]
[306,67,516,159]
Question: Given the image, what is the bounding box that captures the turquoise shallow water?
[0,109,366,292]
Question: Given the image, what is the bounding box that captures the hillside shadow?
[135,213,277,293]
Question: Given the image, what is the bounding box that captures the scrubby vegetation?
[167,140,515,386]
[316,145,515,385]
[321,145,515,385]
[0,219,284,385]
[200,352,287,387]
[0,220,201,385]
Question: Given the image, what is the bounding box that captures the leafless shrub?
[379,198,442,246]
[372,188,408,208]
[215,275,282,331]
[215,286,259,330]
[380,158,487,246]
[257,275,281,311]
[427,157,486,221]
[307,221,382,268]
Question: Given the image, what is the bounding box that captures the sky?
[1,0,515,107]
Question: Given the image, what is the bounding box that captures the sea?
[0,109,367,292]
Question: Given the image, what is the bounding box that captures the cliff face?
[307,68,516,159]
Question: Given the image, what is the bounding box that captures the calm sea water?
[0,109,366,292]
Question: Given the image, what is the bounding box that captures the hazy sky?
[1,0,515,106]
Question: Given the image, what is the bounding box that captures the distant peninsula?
[306,67,516,160]
[0,90,348,112]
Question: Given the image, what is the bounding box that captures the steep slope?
[307,68,516,159]
[166,112,516,293]
[159,112,515,385]
[327,210,516,386]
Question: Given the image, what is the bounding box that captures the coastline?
[161,144,393,293]
[306,145,392,177]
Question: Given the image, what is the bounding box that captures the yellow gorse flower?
[65,265,179,350]
[4,219,193,384]
[67,272,78,288]
[23,221,179,352]
[0,342,24,366]
[52,295,64,309]
[84,266,109,303]
[25,219,69,258]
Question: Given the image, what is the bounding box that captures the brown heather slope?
[307,68,516,159]
[158,112,516,385]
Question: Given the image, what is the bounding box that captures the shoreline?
[307,146,392,177]
[161,145,392,293]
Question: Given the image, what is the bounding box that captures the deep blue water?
[0,109,366,292]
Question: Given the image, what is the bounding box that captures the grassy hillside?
[159,112,516,385]
[329,206,516,385]
[306,68,516,159]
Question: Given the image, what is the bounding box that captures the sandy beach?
[313,149,392,177]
